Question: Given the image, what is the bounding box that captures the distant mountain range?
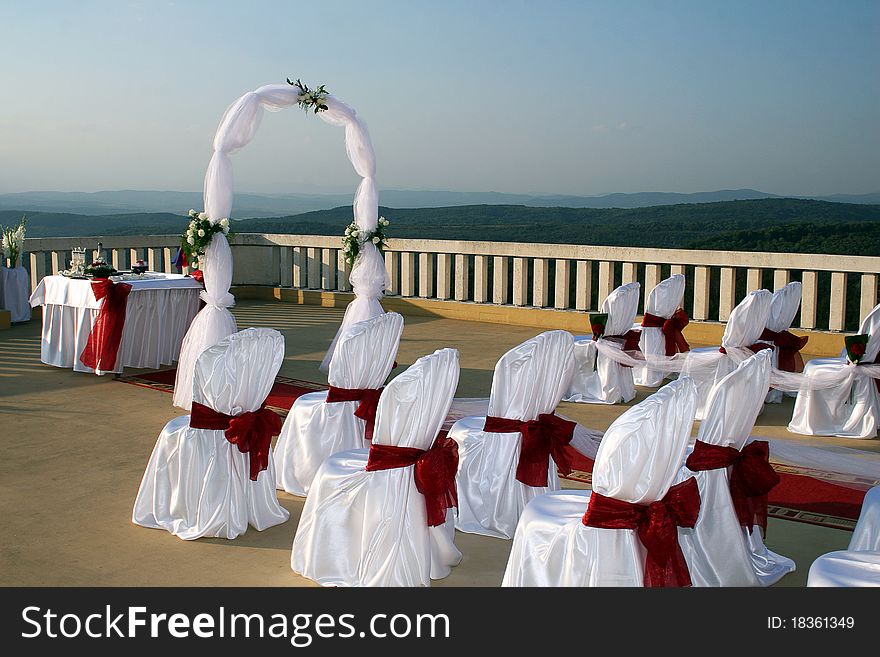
[1,188,878,218]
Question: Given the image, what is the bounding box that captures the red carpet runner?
[117,368,869,531]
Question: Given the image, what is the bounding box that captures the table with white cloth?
[29,273,202,375]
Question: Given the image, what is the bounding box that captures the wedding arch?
[173,81,388,410]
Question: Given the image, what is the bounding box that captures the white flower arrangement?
[1,215,26,267]
[287,78,329,114]
[341,216,390,266]
[179,209,231,262]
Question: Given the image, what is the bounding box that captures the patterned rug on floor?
[117,368,870,531]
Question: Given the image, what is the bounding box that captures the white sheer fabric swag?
[174,82,387,407]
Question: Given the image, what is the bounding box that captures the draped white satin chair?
[684,289,772,421]
[132,328,289,540]
[502,377,699,587]
[762,282,805,404]
[634,274,687,387]
[291,348,462,587]
[449,330,575,539]
[807,486,880,586]
[564,282,640,404]
[274,312,403,496]
[676,350,796,586]
[789,302,880,439]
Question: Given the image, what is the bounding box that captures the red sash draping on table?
[79,279,133,372]
[483,413,577,487]
[326,386,383,441]
[686,439,779,536]
[643,309,691,356]
[190,402,282,481]
[365,437,459,527]
[582,478,701,587]
[759,328,808,373]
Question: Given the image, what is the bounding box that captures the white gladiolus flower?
[351,230,359,237]
[372,236,380,244]
[198,229,206,237]
[187,236,195,245]
[198,212,208,221]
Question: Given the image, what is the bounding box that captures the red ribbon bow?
[190,402,282,481]
[365,436,459,527]
[189,268,205,285]
[582,477,701,587]
[79,279,133,372]
[759,328,808,373]
[643,309,691,356]
[326,386,383,441]
[719,342,774,355]
[483,413,577,487]
[685,439,779,536]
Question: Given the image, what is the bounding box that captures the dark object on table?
[132,259,148,275]
[84,262,118,279]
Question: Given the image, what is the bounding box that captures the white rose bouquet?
[1,215,26,267]
[179,209,232,264]
[341,216,390,266]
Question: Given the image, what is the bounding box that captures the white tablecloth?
[29,274,202,375]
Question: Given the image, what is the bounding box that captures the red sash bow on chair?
[190,402,282,481]
[79,279,133,372]
[643,309,691,356]
[600,330,642,353]
[719,342,774,356]
[365,436,459,527]
[326,386,383,441]
[759,328,809,373]
[483,413,577,487]
[582,477,701,587]
[685,439,779,536]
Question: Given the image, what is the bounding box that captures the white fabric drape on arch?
[173,83,386,409]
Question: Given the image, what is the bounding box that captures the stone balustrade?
[22,233,880,332]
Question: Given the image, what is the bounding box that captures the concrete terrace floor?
[0,299,876,588]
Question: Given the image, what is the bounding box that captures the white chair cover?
[807,486,880,587]
[849,486,880,552]
[564,282,640,404]
[449,330,574,538]
[806,550,880,587]
[677,350,796,586]
[273,312,404,496]
[684,289,772,420]
[132,328,289,539]
[789,302,880,439]
[764,282,802,403]
[502,377,698,586]
[1,266,31,322]
[635,274,686,387]
[291,348,461,587]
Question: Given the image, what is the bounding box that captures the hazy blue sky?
[1,0,877,196]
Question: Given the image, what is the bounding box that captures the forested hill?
[4,198,879,256]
